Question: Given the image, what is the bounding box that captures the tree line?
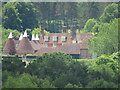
[2,52,120,88]
[2,2,111,33]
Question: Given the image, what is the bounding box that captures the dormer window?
[44,36,49,41]
[61,36,66,41]
[53,36,58,41]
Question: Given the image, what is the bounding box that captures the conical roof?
[16,31,34,55]
[3,32,16,55]
[16,37,34,55]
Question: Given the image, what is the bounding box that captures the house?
[3,26,92,59]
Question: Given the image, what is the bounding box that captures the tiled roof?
[3,38,16,54]
[14,40,20,45]
[4,32,92,55]
[16,37,34,55]
[44,33,70,36]
[34,43,81,55]
[43,33,92,44]
[30,40,44,50]
[58,44,81,54]
[33,33,92,55]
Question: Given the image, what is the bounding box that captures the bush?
[86,79,118,88]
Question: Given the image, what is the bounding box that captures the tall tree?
[99,3,119,23]
[89,18,119,56]
[2,2,39,32]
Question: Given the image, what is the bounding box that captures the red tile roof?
[43,33,92,44]
[16,37,34,55]
[4,32,92,55]
[33,33,92,55]
[34,43,81,55]
[3,38,16,54]
[30,40,44,50]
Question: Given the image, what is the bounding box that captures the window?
[44,43,48,47]
[44,36,49,41]
[72,40,77,43]
[16,44,19,47]
[53,36,58,41]
[61,36,66,41]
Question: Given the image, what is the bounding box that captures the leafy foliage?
[1,27,20,49]
[86,79,117,88]
[2,2,119,88]
[99,3,119,23]
[82,18,96,32]
[32,27,49,36]
[3,73,38,88]
[2,2,38,31]
[2,55,26,74]
[89,18,119,56]
[26,52,72,79]
[2,52,119,88]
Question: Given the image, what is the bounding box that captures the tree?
[26,52,72,79]
[32,27,49,36]
[64,83,79,88]
[86,79,117,88]
[2,2,38,32]
[3,73,38,88]
[99,3,119,23]
[82,18,96,32]
[1,26,20,49]
[89,18,119,56]
[2,55,26,74]
[87,54,118,84]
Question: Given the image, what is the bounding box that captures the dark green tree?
[2,2,38,32]
[2,55,26,74]
[3,73,38,88]
[26,52,72,79]
[99,3,119,23]
[86,79,117,88]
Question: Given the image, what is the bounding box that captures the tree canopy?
[2,2,38,32]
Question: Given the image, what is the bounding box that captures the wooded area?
[2,52,120,88]
[1,2,120,88]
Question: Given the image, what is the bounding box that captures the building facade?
[3,26,92,59]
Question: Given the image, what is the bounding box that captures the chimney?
[48,36,53,47]
[39,34,44,44]
[62,26,67,33]
[70,25,76,40]
[57,37,62,47]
